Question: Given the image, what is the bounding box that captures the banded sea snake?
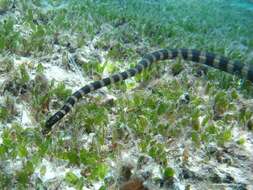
[44,48,253,133]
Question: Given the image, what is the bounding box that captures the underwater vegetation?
[0,0,253,189]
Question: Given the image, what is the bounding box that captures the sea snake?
[44,48,253,133]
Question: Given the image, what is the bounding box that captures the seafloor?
[0,0,253,189]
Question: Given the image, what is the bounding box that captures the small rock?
[209,169,235,184]
[178,92,190,104]
[180,167,203,181]
[119,178,148,190]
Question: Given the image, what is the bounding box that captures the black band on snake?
[44,48,253,133]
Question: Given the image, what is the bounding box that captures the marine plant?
[0,17,20,52]
[1,0,253,189]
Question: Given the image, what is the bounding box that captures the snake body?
[44,48,253,132]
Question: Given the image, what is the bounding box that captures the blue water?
[232,0,253,10]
